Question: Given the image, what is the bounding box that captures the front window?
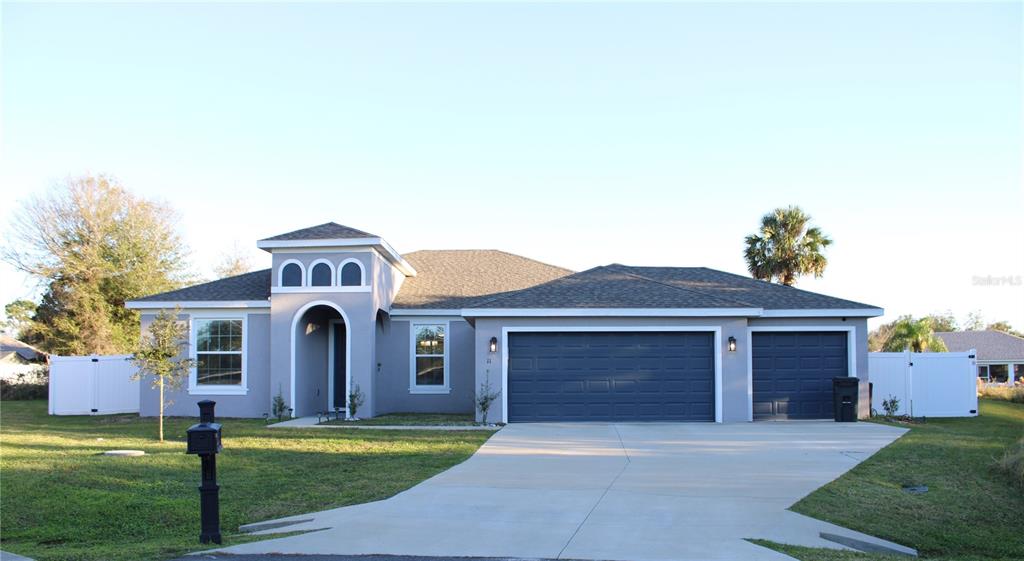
[341,261,362,286]
[989,364,1009,384]
[310,262,332,286]
[978,365,989,382]
[195,319,243,386]
[413,323,445,389]
[281,263,303,287]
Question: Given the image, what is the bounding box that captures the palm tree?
[882,316,948,353]
[744,206,832,286]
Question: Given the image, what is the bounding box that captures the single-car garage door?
[507,331,715,422]
[752,331,848,420]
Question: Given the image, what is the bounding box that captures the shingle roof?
[469,265,755,309]
[393,250,573,309]
[0,335,45,361]
[261,222,377,241]
[611,266,878,310]
[935,331,1024,361]
[127,251,878,315]
[132,269,271,302]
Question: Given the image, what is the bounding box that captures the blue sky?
[2,1,1022,329]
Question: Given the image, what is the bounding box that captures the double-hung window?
[192,317,246,394]
[411,322,448,393]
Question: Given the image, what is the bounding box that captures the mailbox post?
[186,400,223,544]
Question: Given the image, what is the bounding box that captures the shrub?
[0,380,47,400]
[996,437,1024,488]
[0,367,49,400]
[979,385,1024,404]
[348,384,365,419]
[882,394,901,418]
[476,379,501,425]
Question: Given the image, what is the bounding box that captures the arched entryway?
[290,300,349,417]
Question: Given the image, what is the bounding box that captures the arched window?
[281,262,303,287]
[310,262,333,287]
[340,261,363,286]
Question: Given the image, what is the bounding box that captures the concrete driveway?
[220,422,909,561]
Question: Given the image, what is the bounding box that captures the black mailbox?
[832,377,860,422]
[185,400,223,544]
[186,400,222,455]
[186,423,222,455]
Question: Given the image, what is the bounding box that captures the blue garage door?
[507,332,715,422]
[752,331,848,420]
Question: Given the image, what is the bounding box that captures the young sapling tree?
[130,307,194,441]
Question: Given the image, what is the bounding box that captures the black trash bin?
[832,377,859,422]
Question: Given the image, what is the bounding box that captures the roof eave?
[125,300,271,310]
[461,308,765,318]
[459,307,884,318]
[760,308,884,318]
[256,237,417,276]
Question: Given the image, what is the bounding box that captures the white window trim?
[409,319,451,394]
[500,326,724,424]
[278,259,306,288]
[745,326,857,422]
[188,313,248,396]
[307,259,336,288]
[272,286,371,294]
[338,258,366,287]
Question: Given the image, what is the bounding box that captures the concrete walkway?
[218,422,911,561]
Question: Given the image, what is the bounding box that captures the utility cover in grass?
[102,450,145,457]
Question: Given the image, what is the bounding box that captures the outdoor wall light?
[728,336,737,352]
[489,337,498,353]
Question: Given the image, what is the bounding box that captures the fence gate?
[48,355,140,415]
[868,349,978,417]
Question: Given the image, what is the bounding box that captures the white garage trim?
[745,326,857,422]
[501,326,724,424]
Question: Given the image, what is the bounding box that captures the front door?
[331,322,347,410]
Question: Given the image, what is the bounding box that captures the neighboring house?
[0,335,48,382]
[126,222,883,423]
[935,330,1024,386]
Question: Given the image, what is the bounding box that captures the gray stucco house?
[126,222,883,423]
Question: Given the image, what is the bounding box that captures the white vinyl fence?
[869,349,978,418]
[48,355,140,415]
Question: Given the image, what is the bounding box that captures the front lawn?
[0,400,493,561]
[321,412,479,426]
[764,398,1024,561]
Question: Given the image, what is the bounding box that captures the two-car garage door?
[506,329,851,423]
[507,332,715,422]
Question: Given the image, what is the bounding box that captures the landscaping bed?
[320,412,481,426]
[0,400,493,561]
[762,398,1024,561]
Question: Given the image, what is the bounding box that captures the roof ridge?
[464,265,605,308]
[403,249,574,274]
[688,266,876,307]
[607,264,759,308]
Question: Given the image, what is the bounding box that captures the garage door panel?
[752,331,848,420]
[508,332,715,422]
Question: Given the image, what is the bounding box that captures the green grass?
[0,400,493,561]
[765,398,1024,561]
[321,412,480,426]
